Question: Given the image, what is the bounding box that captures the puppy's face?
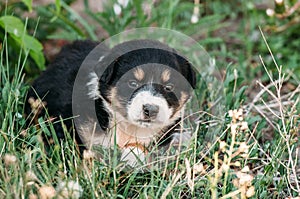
[95,42,196,130]
[112,64,191,128]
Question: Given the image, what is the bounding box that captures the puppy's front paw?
[120,146,146,167]
[170,131,192,146]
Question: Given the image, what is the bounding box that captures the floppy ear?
[93,52,119,86]
[99,61,116,85]
[92,53,122,104]
[184,61,197,89]
[176,55,197,89]
[95,55,118,85]
[86,52,117,100]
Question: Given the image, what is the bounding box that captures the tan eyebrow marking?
[179,91,188,108]
[161,69,171,82]
[133,67,145,81]
[108,87,120,105]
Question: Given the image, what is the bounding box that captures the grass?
[0,0,300,198]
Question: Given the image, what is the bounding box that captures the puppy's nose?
[143,104,159,119]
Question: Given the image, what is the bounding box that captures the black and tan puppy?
[25,39,196,165]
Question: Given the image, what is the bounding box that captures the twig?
[260,28,300,193]
[276,1,300,19]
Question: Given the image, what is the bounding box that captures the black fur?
[25,41,99,148]
[25,40,196,152]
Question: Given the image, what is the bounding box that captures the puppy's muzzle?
[143,104,159,120]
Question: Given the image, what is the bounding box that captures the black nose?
[143,104,159,119]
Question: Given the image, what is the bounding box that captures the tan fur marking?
[179,91,188,108]
[108,87,121,107]
[107,87,128,117]
[108,87,117,100]
[161,69,171,82]
[134,67,145,81]
[170,91,189,119]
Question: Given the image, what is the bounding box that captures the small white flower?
[266,8,275,17]
[16,112,23,119]
[57,181,83,199]
[246,186,255,197]
[3,154,17,166]
[29,193,38,199]
[238,142,249,153]
[222,163,229,172]
[231,123,238,133]
[228,110,234,117]
[39,186,56,199]
[233,161,241,167]
[113,3,122,15]
[219,141,227,152]
[25,171,38,182]
[237,109,243,117]
[241,165,250,173]
[193,163,204,174]
[240,121,248,131]
[236,171,253,186]
[234,69,238,79]
[191,14,199,24]
[228,109,244,122]
[13,28,19,36]
[83,150,95,160]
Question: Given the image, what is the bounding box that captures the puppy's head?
[91,40,196,129]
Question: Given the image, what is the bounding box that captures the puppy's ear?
[176,55,197,89]
[99,61,116,85]
[185,61,197,89]
[86,53,118,100]
[94,53,118,85]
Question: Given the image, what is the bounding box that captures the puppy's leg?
[170,130,192,146]
[120,146,147,167]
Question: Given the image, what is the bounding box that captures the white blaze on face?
[127,90,172,128]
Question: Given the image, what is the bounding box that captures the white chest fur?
[110,112,163,148]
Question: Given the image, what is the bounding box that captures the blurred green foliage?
[2,0,299,81]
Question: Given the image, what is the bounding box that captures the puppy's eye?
[164,83,174,92]
[128,80,139,88]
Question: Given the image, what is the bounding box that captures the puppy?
[25,39,196,166]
